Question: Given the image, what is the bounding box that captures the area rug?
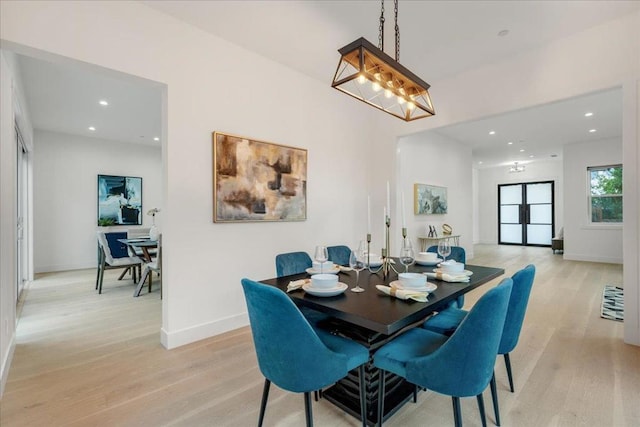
[601,285,624,321]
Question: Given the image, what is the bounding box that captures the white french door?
[498,181,554,246]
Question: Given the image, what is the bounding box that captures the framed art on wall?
[213,132,307,222]
[97,174,142,226]
[414,183,447,215]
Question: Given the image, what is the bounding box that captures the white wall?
[476,159,563,245]
[397,132,473,258]
[33,130,162,272]
[0,1,638,359]
[563,138,623,263]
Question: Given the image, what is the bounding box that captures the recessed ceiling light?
[88,126,96,131]
[478,161,483,165]
[519,149,525,152]
[529,155,534,158]
[507,141,513,145]
[153,137,160,141]
[498,29,509,37]
[99,100,109,106]
[584,112,593,117]
[489,131,496,135]
[589,129,597,133]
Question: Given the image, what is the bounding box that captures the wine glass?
[437,240,451,263]
[349,248,366,293]
[314,245,328,273]
[399,238,415,273]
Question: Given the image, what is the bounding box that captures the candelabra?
[367,214,404,278]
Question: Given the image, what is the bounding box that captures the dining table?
[259,259,504,425]
[117,238,158,263]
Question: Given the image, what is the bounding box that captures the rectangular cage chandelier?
[331,1,435,121]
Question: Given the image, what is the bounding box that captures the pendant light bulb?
[358,74,366,84]
[385,89,393,98]
[372,81,382,92]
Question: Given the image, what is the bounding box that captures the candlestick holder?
[368,214,402,277]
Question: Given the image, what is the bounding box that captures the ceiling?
[14,1,635,161]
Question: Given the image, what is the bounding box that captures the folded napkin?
[376,285,428,302]
[287,278,310,293]
[339,266,353,272]
[423,272,470,283]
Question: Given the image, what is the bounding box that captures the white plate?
[302,282,348,297]
[390,280,437,293]
[367,259,383,267]
[433,268,473,276]
[415,258,442,266]
[306,266,341,275]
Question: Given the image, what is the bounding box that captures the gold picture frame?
[213,132,307,222]
[414,183,448,215]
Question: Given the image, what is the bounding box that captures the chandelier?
[509,162,525,173]
[331,0,435,121]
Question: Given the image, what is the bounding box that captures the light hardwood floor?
[1,245,638,426]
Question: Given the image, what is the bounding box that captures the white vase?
[149,225,159,241]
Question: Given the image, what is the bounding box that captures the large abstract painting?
[213,132,307,222]
[414,183,447,215]
[97,174,143,226]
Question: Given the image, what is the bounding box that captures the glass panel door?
[498,181,554,247]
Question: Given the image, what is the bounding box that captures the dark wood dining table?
[259,260,504,425]
[117,238,158,263]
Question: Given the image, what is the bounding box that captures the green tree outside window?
[589,165,622,223]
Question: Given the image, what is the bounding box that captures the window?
[588,165,622,223]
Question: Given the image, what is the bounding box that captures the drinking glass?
[399,238,415,273]
[438,240,451,263]
[314,246,328,273]
[349,249,365,293]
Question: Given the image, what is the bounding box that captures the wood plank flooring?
[1,245,639,426]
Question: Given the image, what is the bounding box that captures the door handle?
[525,204,531,224]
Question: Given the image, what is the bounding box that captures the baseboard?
[0,334,16,398]
[160,312,249,349]
[563,252,623,264]
[35,262,95,273]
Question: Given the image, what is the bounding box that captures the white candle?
[402,191,406,228]
[367,195,371,235]
[383,207,387,250]
[386,181,391,219]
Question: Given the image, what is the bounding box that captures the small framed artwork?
[213,132,307,222]
[97,174,143,226]
[414,183,447,215]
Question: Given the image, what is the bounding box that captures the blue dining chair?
[275,251,312,277]
[427,245,466,309]
[241,278,369,427]
[374,278,513,427]
[327,245,351,266]
[423,265,536,395]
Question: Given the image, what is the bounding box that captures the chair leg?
[452,397,462,427]
[117,267,129,281]
[477,393,487,427]
[134,267,150,297]
[490,372,501,426]
[258,379,270,427]
[504,353,514,393]
[413,384,418,403]
[377,370,386,427]
[358,365,367,427]
[98,258,106,294]
[304,391,313,427]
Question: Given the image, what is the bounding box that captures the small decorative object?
[148,208,160,240]
[427,225,438,238]
[213,132,307,222]
[414,184,447,215]
[442,224,452,235]
[97,174,142,226]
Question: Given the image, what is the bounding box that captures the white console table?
[416,234,461,252]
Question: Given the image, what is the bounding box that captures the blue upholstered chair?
[241,278,369,427]
[427,245,466,308]
[374,278,513,427]
[327,245,351,266]
[96,231,142,294]
[423,265,536,394]
[275,251,312,277]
